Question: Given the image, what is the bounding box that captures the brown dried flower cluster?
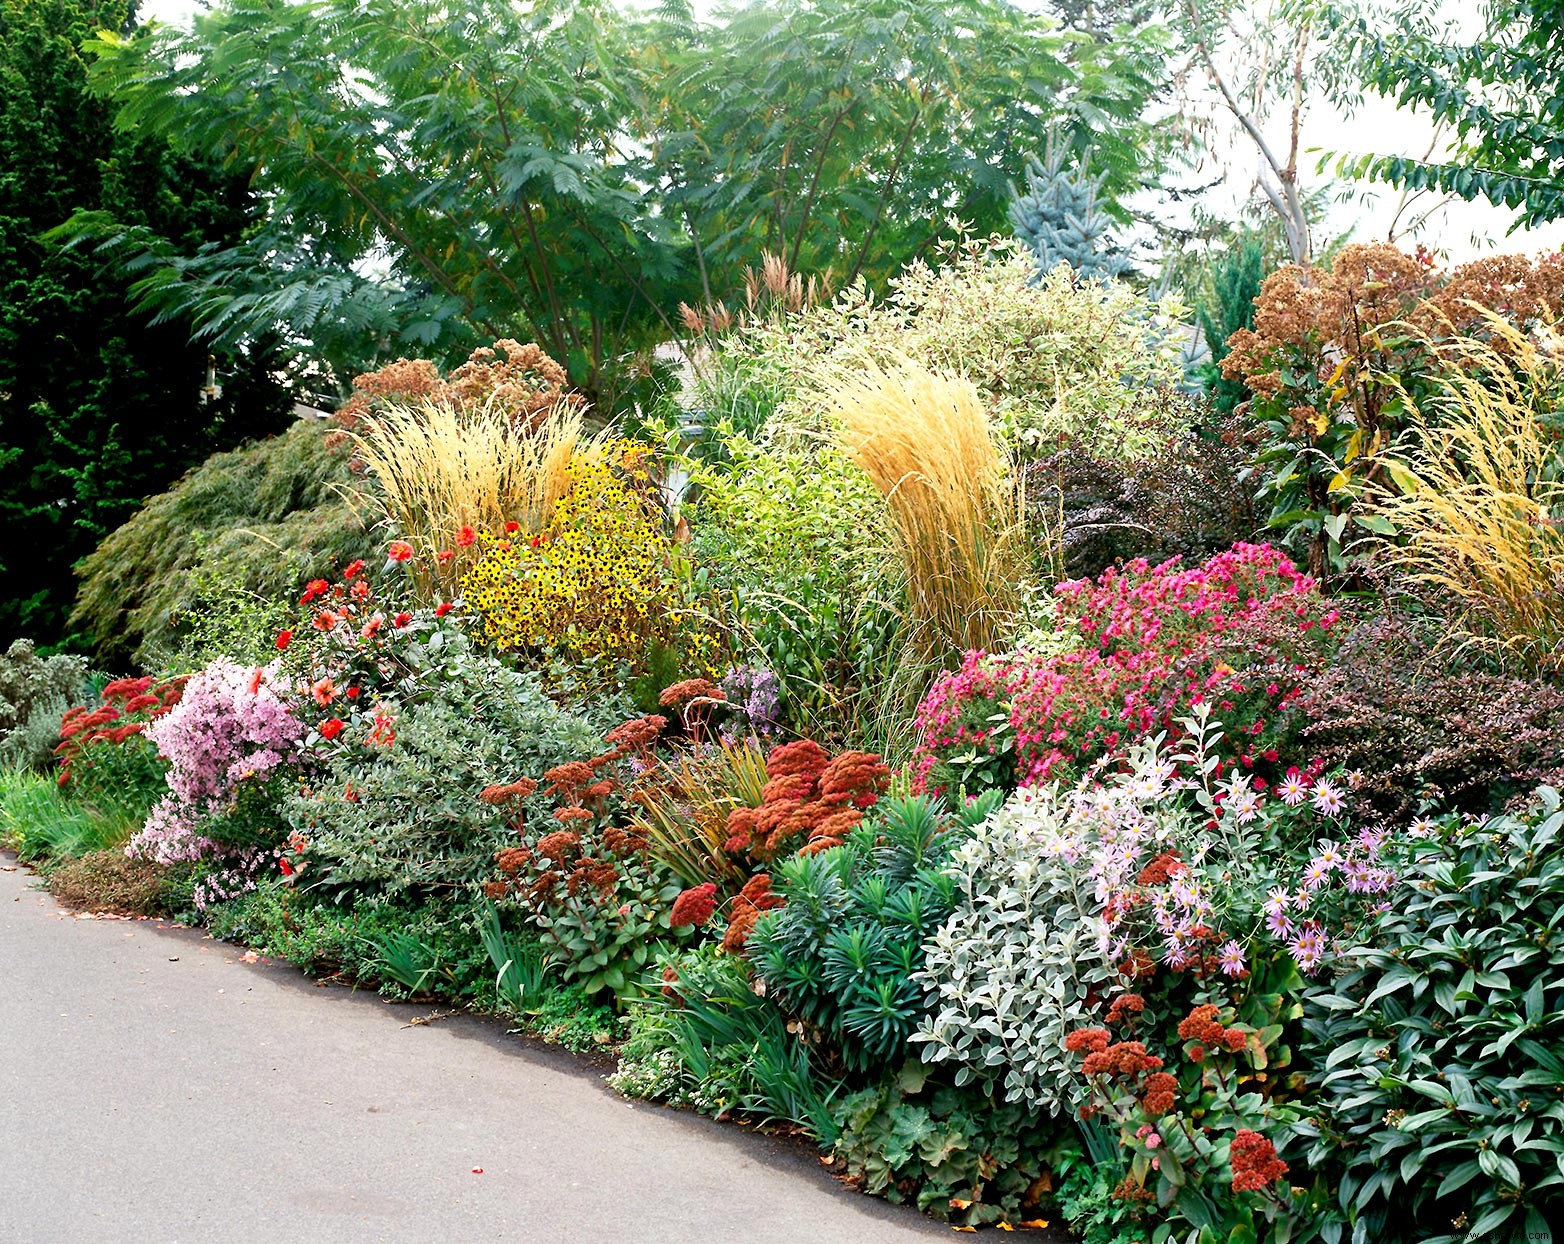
[334,339,579,432]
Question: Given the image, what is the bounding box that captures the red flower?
[436,549,454,565]
[301,578,330,603]
[387,541,414,563]
[504,521,520,534]
[670,882,718,928]
[247,668,265,696]
[275,629,293,651]
[1229,1129,1288,1192]
[279,858,295,877]
[393,612,413,628]
[435,601,454,618]
[1140,1071,1179,1116]
[343,559,366,580]
[345,686,360,700]
[311,677,337,706]
[318,718,345,740]
[313,610,339,632]
[456,526,476,547]
[1065,1027,1111,1054]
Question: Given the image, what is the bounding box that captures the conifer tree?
[1008,142,1131,281]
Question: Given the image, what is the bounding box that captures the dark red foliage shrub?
[1026,417,1259,581]
[1292,613,1564,821]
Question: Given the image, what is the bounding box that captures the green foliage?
[287,649,603,896]
[0,639,89,771]
[1337,0,1564,228]
[60,731,169,839]
[829,1062,1069,1227]
[71,421,376,668]
[477,899,555,1017]
[747,792,1001,1073]
[1009,140,1132,281]
[0,764,147,862]
[145,564,295,673]
[686,436,901,744]
[620,945,840,1138]
[1296,791,1564,1243]
[1194,236,1265,415]
[0,0,289,647]
[650,0,1170,294]
[1057,1146,1151,1244]
[722,240,1189,462]
[72,0,681,405]
[71,0,1173,405]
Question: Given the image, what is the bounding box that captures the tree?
[71,0,685,409]
[68,0,1176,401]
[1009,140,1133,279]
[0,0,288,648]
[1175,0,1317,264]
[645,0,1171,297]
[1194,235,1265,413]
[1332,0,1564,228]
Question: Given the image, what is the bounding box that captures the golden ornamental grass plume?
[352,398,586,594]
[830,361,1027,665]
[1372,312,1564,674]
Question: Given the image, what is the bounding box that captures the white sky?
[137,0,1564,264]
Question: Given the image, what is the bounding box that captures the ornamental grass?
[352,399,585,595]
[830,361,1027,668]
[1372,313,1564,675]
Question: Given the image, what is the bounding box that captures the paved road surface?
[0,855,964,1244]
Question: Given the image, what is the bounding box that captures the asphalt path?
[0,853,970,1244]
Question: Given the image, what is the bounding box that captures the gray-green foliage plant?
[747,791,1001,1073]
[1295,790,1564,1244]
[913,785,1138,1115]
[0,639,89,771]
[287,651,603,896]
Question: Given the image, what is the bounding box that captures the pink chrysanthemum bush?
[910,543,1343,797]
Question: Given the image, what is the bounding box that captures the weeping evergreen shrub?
[70,421,377,667]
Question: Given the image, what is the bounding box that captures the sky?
[135,0,1564,265]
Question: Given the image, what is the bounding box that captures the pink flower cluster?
[147,660,305,805]
[127,661,305,865]
[911,544,1341,795]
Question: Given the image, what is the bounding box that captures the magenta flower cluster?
[910,543,1341,795]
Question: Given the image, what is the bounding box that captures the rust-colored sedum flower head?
[670,882,718,928]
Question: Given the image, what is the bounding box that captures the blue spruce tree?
[1009,142,1131,281]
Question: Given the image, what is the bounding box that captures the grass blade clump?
[353,400,585,593]
[830,362,1027,669]
[1374,313,1564,674]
